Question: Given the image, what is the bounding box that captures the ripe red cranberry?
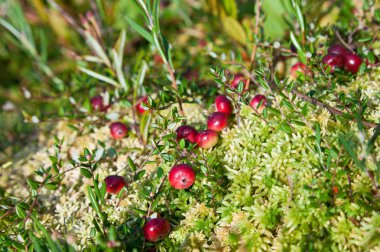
[104,175,126,194]
[135,96,149,115]
[207,112,228,132]
[290,62,309,79]
[328,44,347,56]
[176,125,198,143]
[143,218,171,242]
[250,94,267,114]
[197,129,218,149]
[215,95,233,115]
[344,53,363,74]
[90,95,110,112]
[230,74,246,89]
[168,164,196,190]
[110,122,128,139]
[322,54,345,73]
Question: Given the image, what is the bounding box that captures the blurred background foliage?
[0,0,375,162]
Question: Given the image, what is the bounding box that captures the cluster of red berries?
[290,44,363,78]
[98,90,268,243]
[176,94,233,150]
[322,44,363,74]
[290,44,363,79]
[90,95,150,140]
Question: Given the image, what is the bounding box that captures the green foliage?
[0,0,380,251]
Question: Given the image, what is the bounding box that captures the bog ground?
[0,0,380,251]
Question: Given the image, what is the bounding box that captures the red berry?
[290,62,309,79]
[322,54,345,73]
[230,74,246,89]
[207,112,228,132]
[250,94,267,114]
[176,125,198,143]
[197,129,218,149]
[104,175,126,194]
[90,95,110,112]
[143,218,171,242]
[332,186,339,194]
[328,44,347,56]
[215,95,233,115]
[168,164,196,190]
[136,96,149,115]
[110,122,128,139]
[344,53,363,74]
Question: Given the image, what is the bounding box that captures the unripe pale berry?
[215,95,233,115]
[250,94,267,114]
[197,129,218,149]
[168,164,196,190]
[104,175,126,194]
[143,218,171,242]
[344,53,363,74]
[207,112,228,132]
[135,96,149,115]
[90,95,110,112]
[176,125,198,143]
[322,54,344,73]
[110,122,128,139]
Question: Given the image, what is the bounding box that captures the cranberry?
[135,96,150,115]
[104,175,126,194]
[176,125,198,143]
[344,53,363,74]
[207,112,228,132]
[168,164,196,190]
[90,95,110,112]
[197,129,218,149]
[290,62,309,79]
[250,94,267,114]
[143,218,171,242]
[230,74,246,89]
[110,122,128,139]
[215,95,233,115]
[322,54,344,73]
[328,44,347,56]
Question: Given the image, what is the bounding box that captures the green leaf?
[290,31,306,63]
[339,135,365,171]
[78,67,119,87]
[80,168,92,179]
[279,122,293,134]
[15,204,26,219]
[87,186,102,220]
[27,179,40,191]
[295,3,305,32]
[222,16,247,45]
[179,139,186,149]
[125,16,153,43]
[30,215,61,252]
[140,113,152,144]
[128,156,137,172]
[157,167,164,178]
[134,170,146,181]
[161,153,175,162]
